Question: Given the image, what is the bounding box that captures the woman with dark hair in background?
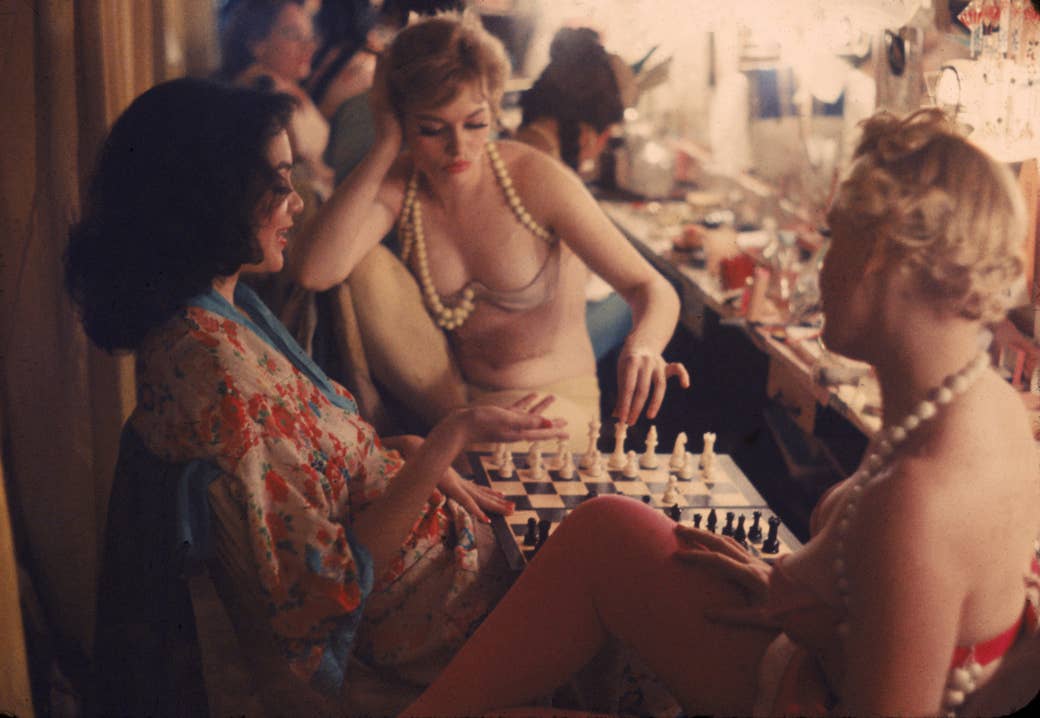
[68,77,566,715]
[515,26,632,176]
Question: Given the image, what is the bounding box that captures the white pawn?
[669,432,688,470]
[498,452,515,478]
[608,420,628,470]
[622,450,640,478]
[662,474,681,505]
[640,425,659,469]
[679,451,695,480]
[580,419,601,469]
[494,442,509,467]
[558,450,575,479]
[586,450,604,477]
[527,442,545,479]
[554,438,568,469]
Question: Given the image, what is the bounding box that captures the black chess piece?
[749,510,763,543]
[642,494,651,504]
[523,517,538,546]
[734,514,747,546]
[721,511,735,536]
[762,515,781,554]
[536,518,552,548]
[706,508,717,533]
[693,513,702,529]
[668,504,682,522]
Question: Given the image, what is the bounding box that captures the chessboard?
[468,450,802,572]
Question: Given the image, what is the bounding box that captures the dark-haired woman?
[219,0,335,199]
[515,26,631,177]
[66,77,566,713]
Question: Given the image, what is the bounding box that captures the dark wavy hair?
[218,0,305,81]
[520,28,624,171]
[65,78,296,352]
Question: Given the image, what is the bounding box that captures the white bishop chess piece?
[580,419,600,469]
[640,425,659,469]
[608,420,628,470]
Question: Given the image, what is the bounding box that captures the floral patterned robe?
[131,286,505,698]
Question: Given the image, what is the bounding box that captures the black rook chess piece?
[749,510,763,543]
[762,515,781,554]
[734,514,747,546]
[721,511,735,536]
[523,517,538,546]
[536,518,552,548]
[693,513,702,529]
[668,504,682,522]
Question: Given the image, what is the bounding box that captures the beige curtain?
[0,0,218,703]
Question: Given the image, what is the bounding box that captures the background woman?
[65,78,567,714]
[219,0,335,199]
[402,108,1040,716]
[294,14,688,451]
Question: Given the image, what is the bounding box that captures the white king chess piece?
[640,425,659,469]
[701,432,716,480]
[608,420,628,470]
[580,419,601,469]
[669,431,687,471]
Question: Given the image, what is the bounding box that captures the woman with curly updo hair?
[401,109,1040,717]
[67,77,568,715]
[515,27,629,175]
[295,14,688,450]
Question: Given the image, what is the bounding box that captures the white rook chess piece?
[559,450,575,479]
[640,425,659,468]
[580,419,600,469]
[622,450,640,478]
[608,420,627,470]
[669,432,687,470]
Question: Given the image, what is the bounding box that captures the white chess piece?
[580,420,601,469]
[498,452,515,478]
[586,451,603,477]
[608,420,628,470]
[640,425,659,469]
[700,432,716,475]
[554,438,568,468]
[679,451,695,480]
[669,432,688,470]
[622,450,640,478]
[662,474,681,505]
[527,442,544,479]
[559,450,575,479]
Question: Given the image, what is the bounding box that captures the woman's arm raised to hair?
[292,63,405,291]
[517,148,686,423]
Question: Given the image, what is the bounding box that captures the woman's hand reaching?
[436,468,514,524]
[673,524,779,629]
[614,345,690,425]
[448,393,569,446]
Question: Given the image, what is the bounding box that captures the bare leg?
[403,495,777,716]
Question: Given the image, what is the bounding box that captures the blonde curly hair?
[829,108,1026,323]
[384,12,510,118]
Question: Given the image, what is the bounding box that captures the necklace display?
[399,142,552,331]
[831,350,990,716]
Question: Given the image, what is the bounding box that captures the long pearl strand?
[398,142,552,331]
[831,350,990,717]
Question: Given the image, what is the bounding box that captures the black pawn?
[749,510,763,543]
[668,504,682,522]
[706,508,717,533]
[642,494,652,504]
[693,513,702,529]
[734,515,747,546]
[721,511,735,537]
[523,517,538,546]
[762,515,781,554]
[536,518,552,548]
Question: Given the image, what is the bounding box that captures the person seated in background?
[219,0,335,200]
[514,25,638,362]
[402,109,1040,716]
[514,26,632,179]
[294,13,689,451]
[65,78,568,714]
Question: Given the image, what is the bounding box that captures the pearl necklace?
[831,350,990,717]
[398,142,553,331]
